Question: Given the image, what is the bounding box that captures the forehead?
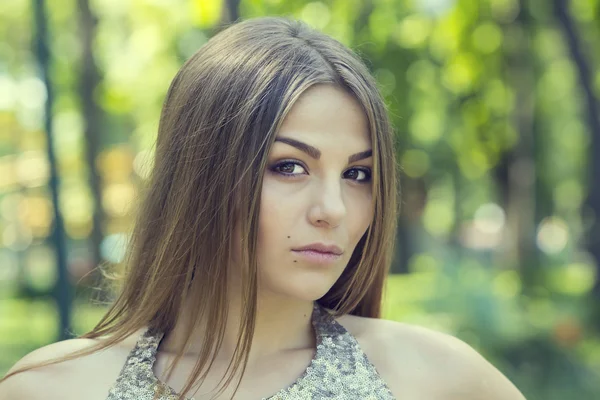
[276,84,370,148]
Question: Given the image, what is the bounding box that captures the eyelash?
[269,160,372,183]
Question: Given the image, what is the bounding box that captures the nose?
[308,176,346,228]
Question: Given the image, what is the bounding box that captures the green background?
[1,0,600,399]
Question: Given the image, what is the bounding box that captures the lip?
[292,242,343,255]
[291,249,342,265]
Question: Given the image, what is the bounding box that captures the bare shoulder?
[0,330,142,400]
[335,314,527,400]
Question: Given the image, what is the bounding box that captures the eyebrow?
[274,137,372,163]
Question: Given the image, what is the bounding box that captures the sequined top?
[106,301,396,399]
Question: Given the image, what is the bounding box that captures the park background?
[1,0,600,398]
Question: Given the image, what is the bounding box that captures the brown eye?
[269,161,371,183]
[271,161,307,177]
[344,168,372,183]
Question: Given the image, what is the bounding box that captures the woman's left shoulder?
[334,314,526,400]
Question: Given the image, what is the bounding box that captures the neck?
[160,291,317,367]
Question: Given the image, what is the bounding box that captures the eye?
[270,160,371,183]
[344,167,372,183]
[270,161,307,177]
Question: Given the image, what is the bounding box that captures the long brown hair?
[2,15,400,399]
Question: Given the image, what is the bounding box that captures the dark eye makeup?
[268,159,372,183]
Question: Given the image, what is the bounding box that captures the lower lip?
[291,250,342,264]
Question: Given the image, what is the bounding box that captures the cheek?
[257,179,297,247]
[347,190,373,232]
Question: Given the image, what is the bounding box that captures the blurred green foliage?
[1,0,600,399]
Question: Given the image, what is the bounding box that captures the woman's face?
[257,84,374,301]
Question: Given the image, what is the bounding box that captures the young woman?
[0,16,526,400]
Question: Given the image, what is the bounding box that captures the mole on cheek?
[287,236,291,238]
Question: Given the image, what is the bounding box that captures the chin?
[257,259,347,302]
[262,277,338,303]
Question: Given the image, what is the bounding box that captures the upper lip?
[292,243,343,255]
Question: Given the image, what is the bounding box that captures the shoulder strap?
[309,304,396,399]
[126,328,163,369]
[106,328,166,399]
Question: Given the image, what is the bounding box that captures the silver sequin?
[106,302,396,399]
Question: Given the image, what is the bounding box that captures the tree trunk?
[553,0,600,328]
[506,1,540,295]
[32,0,72,340]
[77,0,105,284]
[221,0,241,25]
